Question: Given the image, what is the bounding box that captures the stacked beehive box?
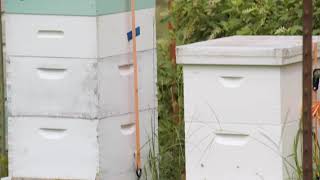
[177,36,320,180]
[4,0,157,179]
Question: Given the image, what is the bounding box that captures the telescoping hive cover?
[5,0,155,16]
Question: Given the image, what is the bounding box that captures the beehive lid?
[177,36,320,66]
[4,0,155,16]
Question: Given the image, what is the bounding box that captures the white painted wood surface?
[5,8,155,59]
[4,6,158,180]
[177,36,320,65]
[177,36,316,180]
[98,109,157,180]
[97,8,156,58]
[182,62,301,125]
[5,14,98,58]
[98,49,157,118]
[6,56,98,118]
[8,117,99,180]
[185,122,299,180]
[6,49,157,119]
[8,109,157,180]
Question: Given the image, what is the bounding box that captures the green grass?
[0,154,7,177]
[155,1,186,179]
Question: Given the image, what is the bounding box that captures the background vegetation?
[157,0,320,179]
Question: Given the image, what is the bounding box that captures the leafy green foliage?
[171,0,320,44]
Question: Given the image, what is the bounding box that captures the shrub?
[172,0,320,44]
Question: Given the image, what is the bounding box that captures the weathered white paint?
[6,49,157,119]
[5,14,98,58]
[5,6,158,179]
[182,62,302,125]
[6,56,99,119]
[5,8,155,59]
[185,122,299,180]
[8,117,99,180]
[177,36,320,65]
[177,36,316,180]
[97,8,156,58]
[98,109,157,180]
[7,109,158,180]
[98,49,157,118]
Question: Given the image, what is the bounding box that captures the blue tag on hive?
[127,26,141,41]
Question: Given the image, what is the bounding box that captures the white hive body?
[5,8,155,59]
[97,8,156,58]
[8,117,99,180]
[6,57,99,118]
[4,4,158,180]
[182,62,302,125]
[5,14,98,58]
[98,49,157,118]
[6,49,157,119]
[98,109,157,180]
[177,36,320,180]
[185,122,299,180]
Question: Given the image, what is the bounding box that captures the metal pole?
[303,0,313,179]
[0,0,6,156]
[168,0,176,62]
[168,0,180,124]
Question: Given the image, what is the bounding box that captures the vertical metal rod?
[168,0,176,61]
[303,0,313,179]
[168,0,180,124]
[0,0,6,156]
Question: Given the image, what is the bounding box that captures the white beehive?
[4,4,158,180]
[177,36,320,180]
